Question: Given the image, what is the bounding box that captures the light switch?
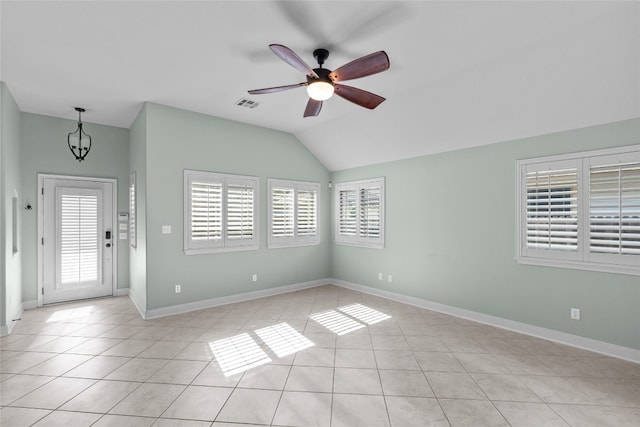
[162,225,172,234]
[119,232,127,240]
[119,223,128,231]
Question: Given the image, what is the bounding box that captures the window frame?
[516,145,640,276]
[184,169,259,255]
[335,177,385,249]
[267,178,321,249]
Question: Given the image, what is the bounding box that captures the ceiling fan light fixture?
[307,81,334,101]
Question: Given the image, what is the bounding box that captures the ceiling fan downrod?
[313,48,330,68]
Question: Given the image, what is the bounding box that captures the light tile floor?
[1,284,639,426]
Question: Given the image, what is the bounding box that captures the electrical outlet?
[162,225,172,234]
[378,272,383,280]
[571,308,580,320]
[388,274,393,283]
[175,285,181,294]
[252,274,257,282]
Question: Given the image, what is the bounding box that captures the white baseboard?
[9,307,24,334]
[0,305,25,337]
[144,279,329,319]
[22,300,38,310]
[115,288,129,297]
[330,279,640,364]
[128,287,147,320]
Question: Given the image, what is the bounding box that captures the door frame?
[37,173,118,307]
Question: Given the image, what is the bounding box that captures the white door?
[42,177,115,304]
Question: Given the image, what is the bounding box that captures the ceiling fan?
[248,44,390,117]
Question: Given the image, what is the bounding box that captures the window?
[268,179,320,248]
[516,145,640,275]
[129,172,136,248]
[524,161,579,258]
[335,177,384,248]
[58,190,100,284]
[184,170,258,254]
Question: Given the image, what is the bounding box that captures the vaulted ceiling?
[2,1,638,171]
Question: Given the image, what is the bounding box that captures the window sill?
[185,245,259,255]
[268,241,321,249]
[335,241,384,250]
[515,256,639,276]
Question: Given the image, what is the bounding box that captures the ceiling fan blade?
[334,84,386,109]
[329,51,389,82]
[270,44,319,78]
[303,99,322,117]
[248,82,307,95]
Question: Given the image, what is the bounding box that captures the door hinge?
[42,288,44,295]
[41,237,44,245]
[41,187,44,195]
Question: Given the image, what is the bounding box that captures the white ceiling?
[1,1,638,171]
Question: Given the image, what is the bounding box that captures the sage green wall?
[129,105,147,310]
[331,118,640,350]
[142,103,331,310]
[19,113,130,302]
[1,82,23,331]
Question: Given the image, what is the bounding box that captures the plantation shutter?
[335,178,385,248]
[297,189,317,237]
[185,171,258,254]
[525,168,578,251]
[129,173,136,248]
[191,181,223,242]
[517,147,639,273]
[589,162,640,255]
[272,187,294,238]
[58,191,100,284]
[360,186,381,238]
[227,184,255,241]
[338,188,357,237]
[268,179,320,248]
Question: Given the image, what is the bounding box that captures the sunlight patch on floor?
[46,306,94,323]
[255,322,315,357]
[209,333,271,377]
[338,303,392,325]
[309,310,366,335]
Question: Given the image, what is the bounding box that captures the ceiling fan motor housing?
[307,67,333,85]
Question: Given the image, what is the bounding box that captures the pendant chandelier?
[67,107,92,162]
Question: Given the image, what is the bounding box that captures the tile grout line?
[368,303,393,427]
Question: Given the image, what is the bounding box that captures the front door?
[41,176,115,304]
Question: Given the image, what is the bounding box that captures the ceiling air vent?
[236,98,260,109]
